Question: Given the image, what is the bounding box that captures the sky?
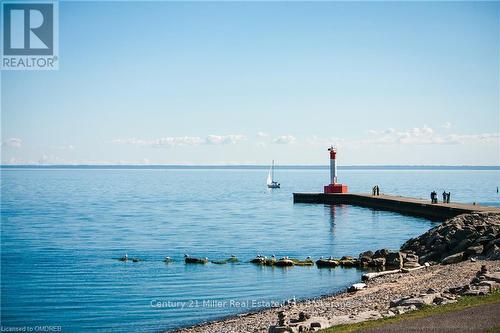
[1,1,499,165]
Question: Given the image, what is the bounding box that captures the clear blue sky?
[2,1,499,165]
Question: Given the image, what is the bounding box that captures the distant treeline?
[1,165,499,170]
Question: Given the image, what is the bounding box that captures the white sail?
[266,167,273,185]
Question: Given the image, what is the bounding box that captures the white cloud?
[442,122,452,129]
[113,134,246,148]
[112,136,202,147]
[257,132,269,138]
[151,136,204,147]
[205,134,246,145]
[272,135,296,144]
[364,126,500,145]
[446,133,500,144]
[2,138,22,148]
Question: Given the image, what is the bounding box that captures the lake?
[1,168,499,332]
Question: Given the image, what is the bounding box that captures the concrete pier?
[293,193,500,220]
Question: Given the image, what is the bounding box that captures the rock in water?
[250,257,265,264]
[185,257,209,264]
[290,258,314,266]
[359,251,374,266]
[275,258,294,267]
[316,258,339,268]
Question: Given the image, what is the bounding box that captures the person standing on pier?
[376,185,380,196]
[442,191,447,204]
[431,191,437,204]
[447,192,451,203]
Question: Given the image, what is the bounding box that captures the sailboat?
[267,160,281,188]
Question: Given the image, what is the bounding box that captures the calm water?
[1,168,499,332]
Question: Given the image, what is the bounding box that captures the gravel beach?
[170,260,500,333]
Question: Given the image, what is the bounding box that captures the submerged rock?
[275,258,294,267]
[339,257,359,267]
[227,255,239,263]
[117,254,141,262]
[316,257,339,268]
[290,257,314,266]
[212,255,239,264]
[250,255,277,266]
[184,255,208,264]
[250,257,266,264]
[211,260,228,264]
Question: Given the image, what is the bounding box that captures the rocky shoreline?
[170,212,500,333]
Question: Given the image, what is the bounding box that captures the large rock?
[486,245,500,260]
[390,291,440,310]
[359,250,374,259]
[359,251,374,266]
[449,266,500,296]
[370,257,386,267]
[268,311,330,333]
[465,245,484,257]
[339,256,359,267]
[484,272,500,283]
[403,262,421,269]
[348,283,367,292]
[442,252,464,265]
[405,253,418,261]
[401,212,500,264]
[402,252,421,268]
[385,251,403,268]
[373,249,390,259]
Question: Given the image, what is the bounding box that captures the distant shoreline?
[1,165,499,170]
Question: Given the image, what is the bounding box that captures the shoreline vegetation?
[170,212,500,333]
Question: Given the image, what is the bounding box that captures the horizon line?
[1,164,499,170]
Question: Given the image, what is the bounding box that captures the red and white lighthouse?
[324,146,348,194]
